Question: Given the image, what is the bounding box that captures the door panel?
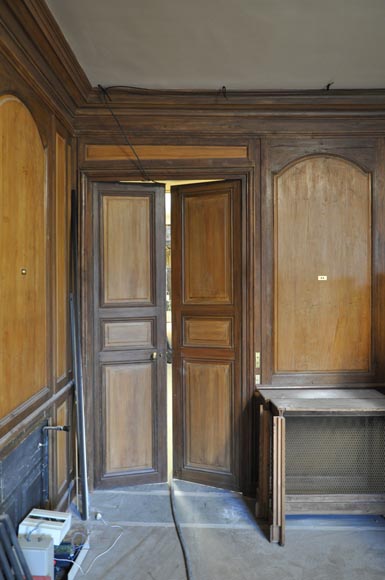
[93,183,166,487]
[104,363,153,473]
[102,320,154,350]
[102,195,152,305]
[183,193,233,304]
[183,317,233,348]
[184,360,232,473]
[172,181,242,490]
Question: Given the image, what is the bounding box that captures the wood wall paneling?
[84,87,385,110]
[102,195,152,304]
[184,360,232,472]
[374,138,385,380]
[0,5,82,516]
[77,89,385,138]
[55,133,69,382]
[0,96,48,419]
[104,363,153,473]
[85,144,248,161]
[274,156,371,374]
[183,192,233,304]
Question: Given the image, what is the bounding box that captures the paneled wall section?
[274,156,372,373]
[0,13,78,513]
[0,96,48,419]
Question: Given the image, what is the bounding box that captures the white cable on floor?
[64,488,193,578]
[55,516,123,576]
[81,517,123,576]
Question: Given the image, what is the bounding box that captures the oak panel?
[183,192,232,304]
[56,400,68,493]
[275,156,371,373]
[55,133,69,381]
[184,361,232,472]
[104,364,153,473]
[102,195,152,304]
[102,320,154,349]
[0,96,47,419]
[86,144,248,161]
[183,317,233,348]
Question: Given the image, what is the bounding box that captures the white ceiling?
[46,0,385,91]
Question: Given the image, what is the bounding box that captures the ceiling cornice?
[85,86,385,113]
[75,87,385,138]
[0,0,92,123]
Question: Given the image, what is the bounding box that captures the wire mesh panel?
[285,416,385,495]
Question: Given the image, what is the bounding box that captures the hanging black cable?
[99,84,169,94]
[98,84,192,578]
[98,84,157,183]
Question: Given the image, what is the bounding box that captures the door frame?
[80,163,258,494]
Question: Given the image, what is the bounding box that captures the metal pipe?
[40,424,70,505]
[42,426,70,432]
[70,187,89,521]
[70,293,89,520]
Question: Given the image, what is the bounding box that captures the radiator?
[285,415,385,495]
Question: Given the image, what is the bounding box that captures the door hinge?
[255,352,261,368]
[255,374,261,386]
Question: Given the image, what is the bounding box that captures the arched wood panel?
[0,96,47,418]
[274,155,371,373]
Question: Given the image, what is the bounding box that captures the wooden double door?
[93,181,242,490]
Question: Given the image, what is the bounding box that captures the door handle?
[151,352,163,360]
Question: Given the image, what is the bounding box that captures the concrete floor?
[69,480,385,580]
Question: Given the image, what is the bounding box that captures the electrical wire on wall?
[98,84,159,184]
[97,85,193,579]
[99,87,203,580]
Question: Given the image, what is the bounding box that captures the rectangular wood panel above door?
[93,182,167,487]
[172,180,242,490]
